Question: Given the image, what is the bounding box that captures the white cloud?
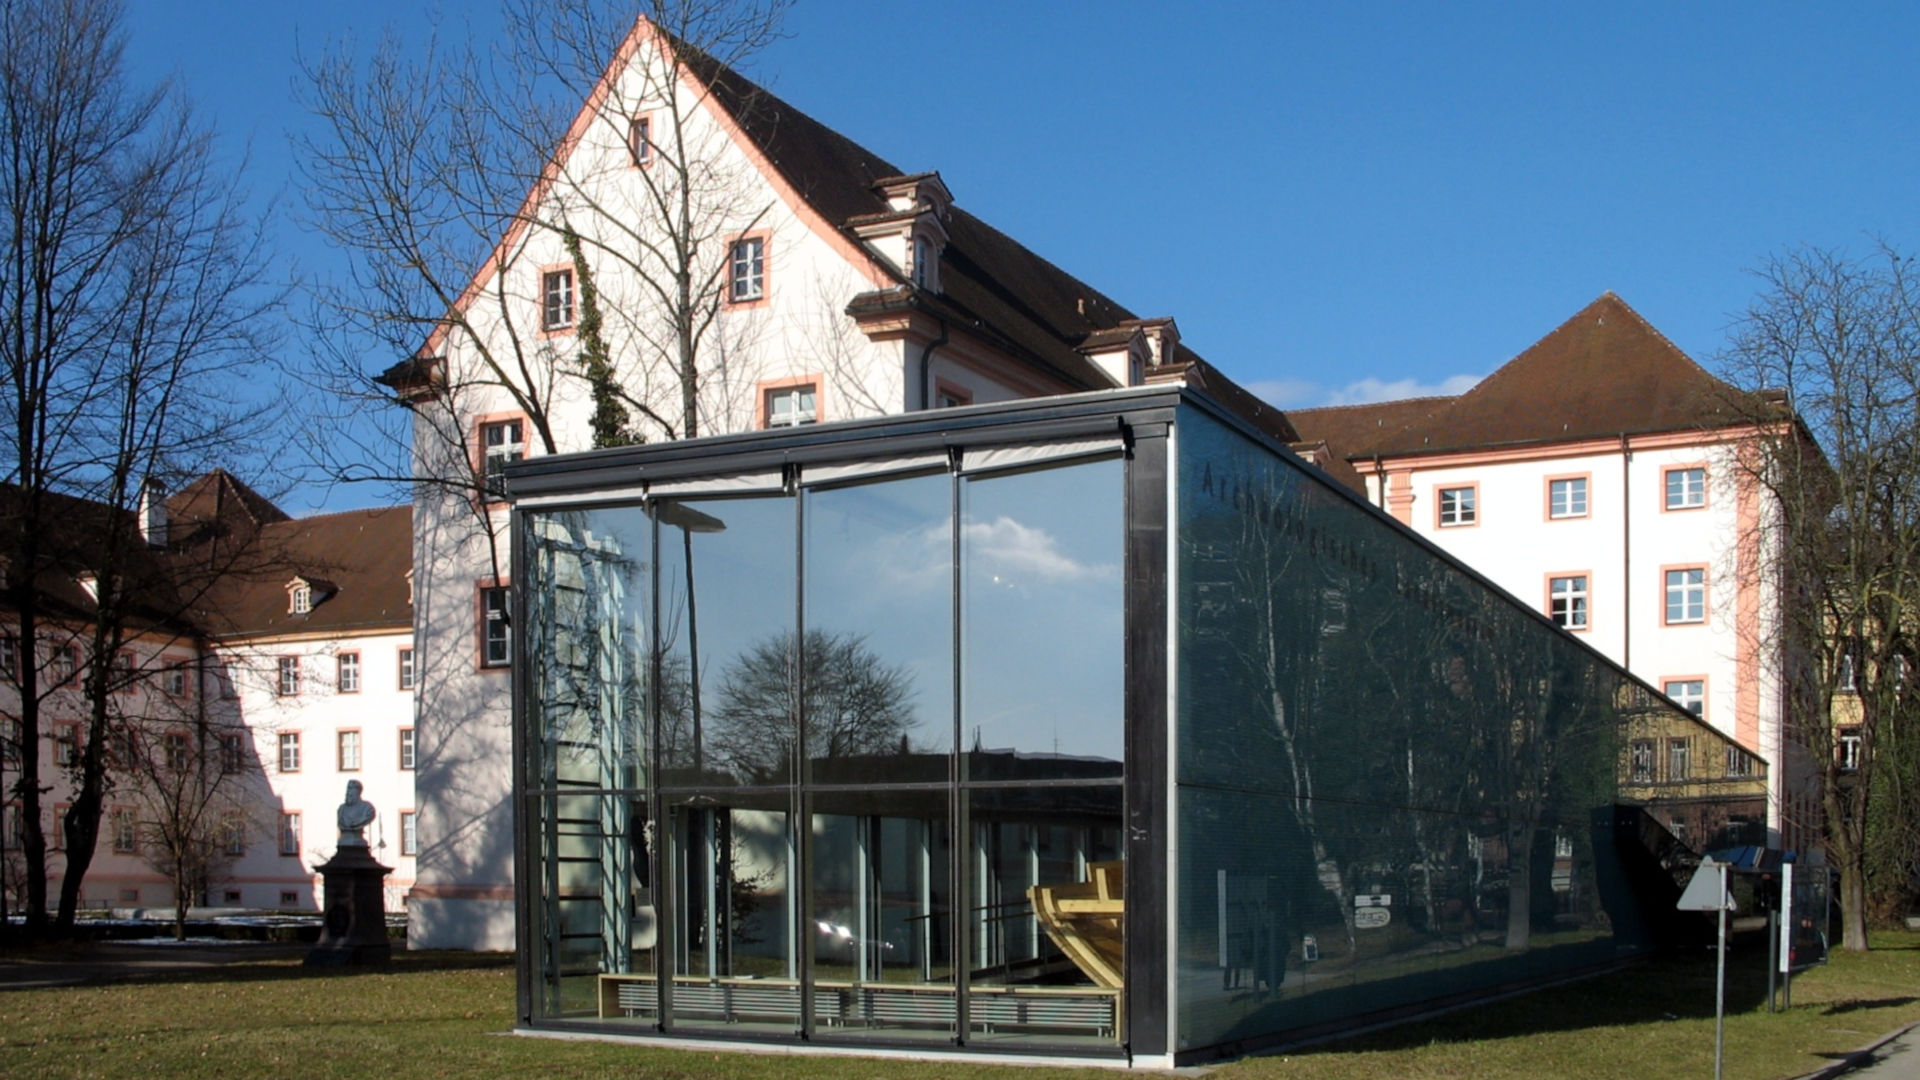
[1323,373,1483,406]
[961,516,1116,586]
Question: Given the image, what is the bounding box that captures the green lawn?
[3,933,1917,1079]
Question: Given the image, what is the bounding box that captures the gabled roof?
[683,29,1176,390]
[1290,293,1766,463]
[165,469,291,549]
[390,19,1191,398]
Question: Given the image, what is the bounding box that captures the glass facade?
[520,446,1128,1050]
[513,388,1764,1063]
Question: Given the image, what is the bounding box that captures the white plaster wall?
[217,628,418,910]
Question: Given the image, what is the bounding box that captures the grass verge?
[1,931,1916,1079]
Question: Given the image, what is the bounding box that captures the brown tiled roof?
[1293,294,1764,464]
[1288,395,1462,461]
[690,42,1185,392]
[164,469,291,550]
[200,506,412,639]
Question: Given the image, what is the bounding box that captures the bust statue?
[336,779,376,847]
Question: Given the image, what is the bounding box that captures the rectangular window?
[163,731,189,772]
[541,268,574,331]
[1663,678,1706,717]
[1,718,18,764]
[398,647,416,690]
[728,236,766,302]
[2,803,20,851]
[219,732,246,774]
[162,663,188,697]
[338,730,362,772]
[1725,746,1755,778]
[1667,738,1691,782]
[400,810,418,857]
[279,812,302,857]
[0,634,16,679]
[1837,641,1861,692]
[278,731,301,773]
[222,815,246,857]
[223,890,242,904]
[1839,727,1863,772]
[399,727,416,771]
[277,655,301,696]
[112,808,137,854]
[54,723,79,766]
[1548,476,1589,519]
[481,586,511,668]
[111,650,135,692]
[1437,485,1477,527]
[52,644,78,686]
[480,418,525,500]
[1664,567,1706,624]
[765,383,818,428]
[337,652,360,694]
[279,890,299,907]
[1548,574,1589,630]
[1629,739,1655,783]
[1665,466,1707,510]
[628,114,652,166]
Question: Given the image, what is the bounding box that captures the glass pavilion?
[505,385,1761,1065]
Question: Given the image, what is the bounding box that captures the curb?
[1788,1019,1920,1080]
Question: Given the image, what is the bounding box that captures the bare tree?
[0,0,281,937]
[1722,243,1920,950]
[116,670,255,940]
[293,0,790,540]
[709,630,916,785]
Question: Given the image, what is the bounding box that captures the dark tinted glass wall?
[1174,405,1664,1054]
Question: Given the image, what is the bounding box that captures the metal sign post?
[1778,862,1794,1009]
[1678,857,1739,1080]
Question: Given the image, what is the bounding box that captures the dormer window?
[912,235,934,289]
[286,576,334,615]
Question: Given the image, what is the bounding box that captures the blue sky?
[122,2,1920,509]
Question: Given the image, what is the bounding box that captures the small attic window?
[289,579,313,615]
[912,235,933,288]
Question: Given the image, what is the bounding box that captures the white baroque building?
[1290,294,1815,851]
[0,472,416,913]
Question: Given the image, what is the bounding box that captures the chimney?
[139,479,167,549]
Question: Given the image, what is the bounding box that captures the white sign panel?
[1677,858,1739,912]
[1354,907,1391,929]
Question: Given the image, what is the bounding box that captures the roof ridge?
[273,504,408,524]
[1289,394,1461,415]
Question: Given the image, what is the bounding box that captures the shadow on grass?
[0,942,513,992]
[1823,997,1919,1015]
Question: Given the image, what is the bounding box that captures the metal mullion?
[649,503,672,1031]
[795,482,815,1040]
[950,461,969,1044]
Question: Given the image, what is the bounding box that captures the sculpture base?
[305,845,394,967]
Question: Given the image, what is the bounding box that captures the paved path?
[1837,1027,1920,1080]
[0,940,308,991]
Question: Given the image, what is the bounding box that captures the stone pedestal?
[305,845,393,966]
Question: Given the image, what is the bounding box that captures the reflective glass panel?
[960,458,1123,773]
[524,508,654,1020]
[804,473,953,784]
[656,496,798,787]
[1171,406,1744,1053]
